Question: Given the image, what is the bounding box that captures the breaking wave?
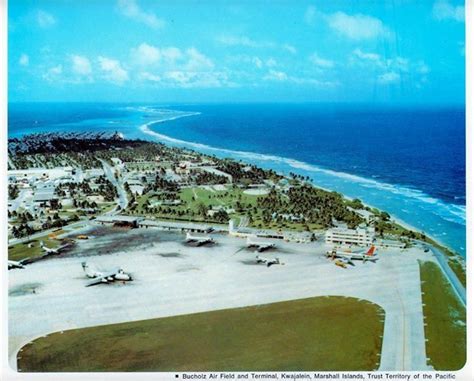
[140,118,466,230]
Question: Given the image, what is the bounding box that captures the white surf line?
[140,120,465,252]
[140,121,466,223]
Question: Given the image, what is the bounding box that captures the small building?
[139,219,214,233]
[96,215,143,228]
[33,189,57,204]
[378,239,407,249]
[325,227,375,246]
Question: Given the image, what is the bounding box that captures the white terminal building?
[325,226,375,246]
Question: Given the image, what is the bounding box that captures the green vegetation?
[8,235,63,262]
[419,261,466,370]
[422,238,466,288]
[18,296,384,372]
[447,258,466,288]
[8,184,20,199]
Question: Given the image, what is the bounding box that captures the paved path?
[9,233,432,371]
[425,243,466,306]
[99,159,128,212]
[9,189,31,212]
[8,220,89,246]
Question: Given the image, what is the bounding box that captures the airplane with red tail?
[326,245,378,263]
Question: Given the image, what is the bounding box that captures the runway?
[9,226,435,371]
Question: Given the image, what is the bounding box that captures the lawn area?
[8,235,62,262]
[18,296,384,372]
[419,261,466,370]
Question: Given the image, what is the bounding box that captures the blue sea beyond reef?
[8,102,466,256]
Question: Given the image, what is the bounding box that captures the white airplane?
[247,235,276,252]
[40,241,72,255]
[81,262,133,287]
[8,258,29,270]
[326,245,378,263]
[185,232,214,246]
[255,255,281,267]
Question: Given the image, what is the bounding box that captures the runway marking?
[396,288,407,371]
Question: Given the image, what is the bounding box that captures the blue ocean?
[8,102,466,256]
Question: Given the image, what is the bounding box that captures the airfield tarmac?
[9,225,437,371]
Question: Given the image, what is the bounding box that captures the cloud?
[304,6,318,25]
[352,49,409,71]
[327,12,392,40]
[138,72,161,82]
[98,56,129,84]
[352,49,429,86]
[263,69,338,87]
[161,47,183,62]
[163,71,229,88]
[217,35,273,48]
[217,35,296,53]
[184,48,214,71]
[132,43,162,66]
[377,71,400,84]
[353,48,381,62]
[131,46,225,88]
[416,61,430,74]
[71,55,92,76]
[253,57,263,69]
[266,58,277,67]
[131,43,185,68]
[37,10,56,28]
[117,0,165,29]
[432,0,464,22]
[43,65,62,81]
[309,53,334,68]
[19,54,29,66]
[283,44,297,54]
[263,70,288,81]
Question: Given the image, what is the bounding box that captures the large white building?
[325,227,375,246]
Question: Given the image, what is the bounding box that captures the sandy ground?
[9,225,436,371]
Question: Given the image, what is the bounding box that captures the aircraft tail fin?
[366,245,376,256]
[81,262,96,278]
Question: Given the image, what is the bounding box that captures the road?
[424,243,466,306]
[99,159,128,213]
[8,220,90,246]
[9,189,31,212]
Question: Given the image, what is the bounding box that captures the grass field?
[130,186,324,232]
[18,296,384,372]
[8,234,64,262]
[419,261,466,370]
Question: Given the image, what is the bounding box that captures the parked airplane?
[8,258,29,270]
[81,262,133,287]
[185,232,215,246]
[40,241,72,255]
[326,245,378,263]
[247,236,276,252]
[255,255,281,267]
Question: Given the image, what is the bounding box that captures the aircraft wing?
[100,270,120,278]
[57,242,73,251]
[85,277,108,287]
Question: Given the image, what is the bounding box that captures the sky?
[8,0,465,104]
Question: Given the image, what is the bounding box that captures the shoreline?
[140,119,465,258]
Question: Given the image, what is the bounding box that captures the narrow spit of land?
[18,296,384,372]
